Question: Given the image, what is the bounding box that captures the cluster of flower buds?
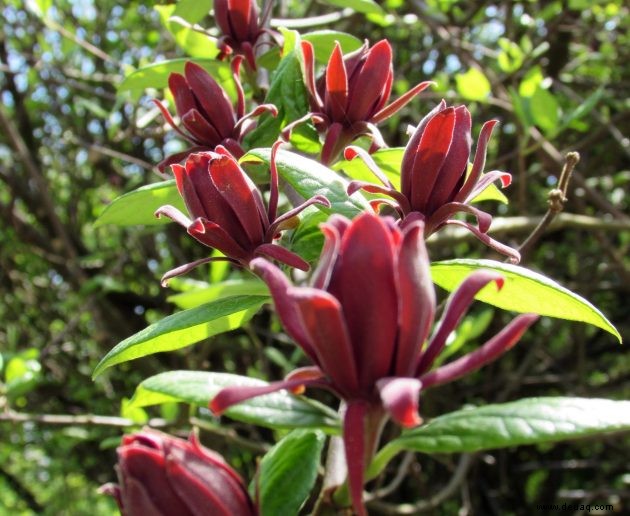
[105,2,538,515]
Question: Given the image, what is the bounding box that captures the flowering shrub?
[94,2,625,515]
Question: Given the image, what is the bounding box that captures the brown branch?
[0,411,168,427]
[518,152,580,258]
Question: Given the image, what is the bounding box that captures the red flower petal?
[377,377,423,428]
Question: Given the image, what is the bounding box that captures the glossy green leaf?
[334,147,403,189]
[155,4,218,58]
[244,29,316,148]
[387,397,630,454]
[167,278,269,309]
[118,58,234,100]
[243,148,370,218]
[287,205,328,263]
[93,296,268,377]
[320,0,385,15]
[455,68,491,101]
[431,259,621,341]
[256,430,326,516]
[302,30,363,62]
[128,371,340,431]
[94,180,184,227]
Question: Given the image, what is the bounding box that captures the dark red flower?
[100,429,255,516]
[296,39,432,164]
[155,144,330,284]
[214,0,274,70]
[153,61,276,171]
[210,212,537,514]
[347,101,520,262]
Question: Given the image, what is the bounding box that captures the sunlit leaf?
[94,180,184,227]
[431,259,621,341]
[128,371,340,431]
[256,430,325,516]
[243,148,370,217]
[388,397,630,454]
[93,296,268,377]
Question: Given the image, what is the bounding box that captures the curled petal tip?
[343,146,361,161]
[313,195,332,208]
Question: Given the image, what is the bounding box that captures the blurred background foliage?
[0,0,628,514]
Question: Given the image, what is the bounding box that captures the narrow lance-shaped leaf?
[385,397,630,455]
[243,148,370,218]
[127,371,340,431]
[92,296,268,377]
[94,180,183,227]
[431,259,621,342]
[167,278,269,310]
[255,429,326,516]
[118,58,236,101]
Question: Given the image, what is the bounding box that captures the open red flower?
[214,0,275,70]
[155,144,330,284]
[153,61,276,171]
[295,39,432,164]
[210,212,537,514]
[347,101,520,262]
[100,429,256,516]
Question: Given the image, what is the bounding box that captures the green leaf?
[94,180,184,227]
[118,58,234,100]
[431,259,621,342]
[515,67,559,134]
[92,296,268,377]
[5,354,42,398]
[528,87,559,134]
[320,0,385,15]
[287,206,328,263]
[334,147,403,189]
[167,278,269,309]
[128,371,340,431]
[155,4,218,58]
[244,29,315,148]
[387,397,630,454]
[243,148,370,218]
[172,0,212,24]
[302,30,363,62]
[256,430,326,516]
[497,38,524,73]
[455,68,491,101]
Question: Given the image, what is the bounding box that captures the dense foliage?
[1,0,628,514]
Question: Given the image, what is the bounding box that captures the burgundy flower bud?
[100,429,255,516]
[297,40,432,164]
[210,212,537,515]
[346,102,520,262]
[214,0,271,70]
[155,144,330,284]
[153,61,277,171]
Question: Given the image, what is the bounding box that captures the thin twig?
[365,452,416,502]
[367,454,474,514]
[0,411,168,427]
[518,151,580,257]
